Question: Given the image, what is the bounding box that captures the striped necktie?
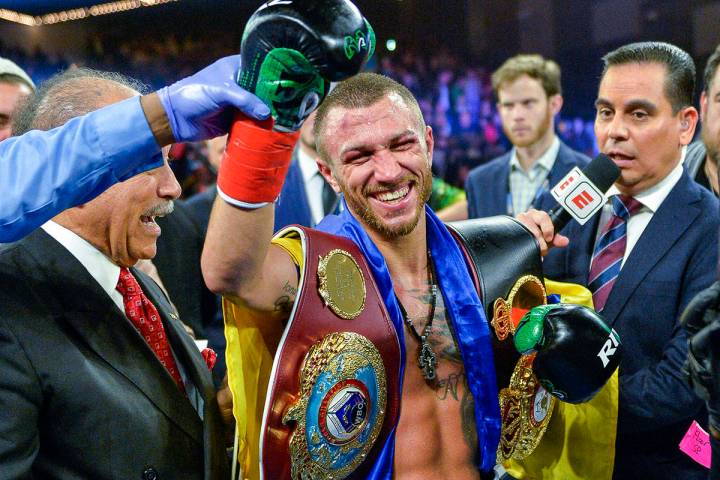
[588,195,643,311]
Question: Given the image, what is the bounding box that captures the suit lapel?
[134,270,216,402]
[601,174,700,325]
[566,213,600,283]
[494,155,511,215]
[538,142,580,212]
[29,231,203,444]
[134,271,229,478]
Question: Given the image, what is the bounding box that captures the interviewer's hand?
[516,208,569,256]
[156,55,271,143]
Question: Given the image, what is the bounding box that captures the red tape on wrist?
[217,116,299,205]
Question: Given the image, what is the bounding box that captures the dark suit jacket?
[0,229,229,480]
[185,185,217,235]
[543,172,719,479]
[274,153,314,231]
[465,141,589,270]
[465,140,590,218]
[155,197,216,339]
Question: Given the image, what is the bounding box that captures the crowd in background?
[0,35,597,197]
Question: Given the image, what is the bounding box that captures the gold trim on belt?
[497,354,556,462]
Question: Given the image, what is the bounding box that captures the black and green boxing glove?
[238,0,375,132]
[515,303,622,403]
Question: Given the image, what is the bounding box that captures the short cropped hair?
[601,41,695,113]
[491,54,562,98]
[313,72,425,163]
[703,44,720,93]
[13,67,147,135]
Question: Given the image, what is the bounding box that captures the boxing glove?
[682,282,720,434]
[238,0,375,131]
[515,304,621,403]
[218,0,374,208]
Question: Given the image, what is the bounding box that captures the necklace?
[396,252,438,382]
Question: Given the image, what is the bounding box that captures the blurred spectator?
[0,57,34,141]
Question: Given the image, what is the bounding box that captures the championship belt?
[448,216,553,462]
[260,226,401,479]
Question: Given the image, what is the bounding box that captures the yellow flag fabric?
[504,278,619,480]
[223,232,304,480]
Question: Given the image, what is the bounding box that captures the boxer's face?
[319,94,433,239]
[595,62,696,196]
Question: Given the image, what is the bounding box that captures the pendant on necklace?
[418,334,437,381]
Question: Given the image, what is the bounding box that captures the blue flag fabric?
[316,201,501,476]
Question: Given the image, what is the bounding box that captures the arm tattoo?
[274,281,297,313]
[274,295,293,313]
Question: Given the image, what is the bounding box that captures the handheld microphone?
[547,154,620,231]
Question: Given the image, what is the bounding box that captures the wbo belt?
[260,226,401,479]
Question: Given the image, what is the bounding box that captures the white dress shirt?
[41,220,124,312]
[594,161,683,269]
[297,146,326,226]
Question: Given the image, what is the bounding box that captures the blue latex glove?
[156,55,271,142]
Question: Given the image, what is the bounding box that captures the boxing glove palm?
[515,304,622,403]
[238,0,375,131]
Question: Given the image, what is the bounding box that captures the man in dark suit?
[686,43,720,195]
[519,42,718,479]
[0,69,229,478]
[459,55,589,269]
[465,54,589,220]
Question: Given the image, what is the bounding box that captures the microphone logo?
[551,166,605,225]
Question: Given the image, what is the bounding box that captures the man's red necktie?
[116,267,185,390]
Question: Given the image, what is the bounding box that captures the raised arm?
[202,192,299,314]
[0,55,269,243]
[200,114,301,311]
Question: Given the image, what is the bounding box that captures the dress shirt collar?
[41,220,122,309]
[297,145,320,183]
[605,161,683,213]
[510,135,560,174]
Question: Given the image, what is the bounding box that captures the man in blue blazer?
[519,42,719,479]
[463,55,589,267]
